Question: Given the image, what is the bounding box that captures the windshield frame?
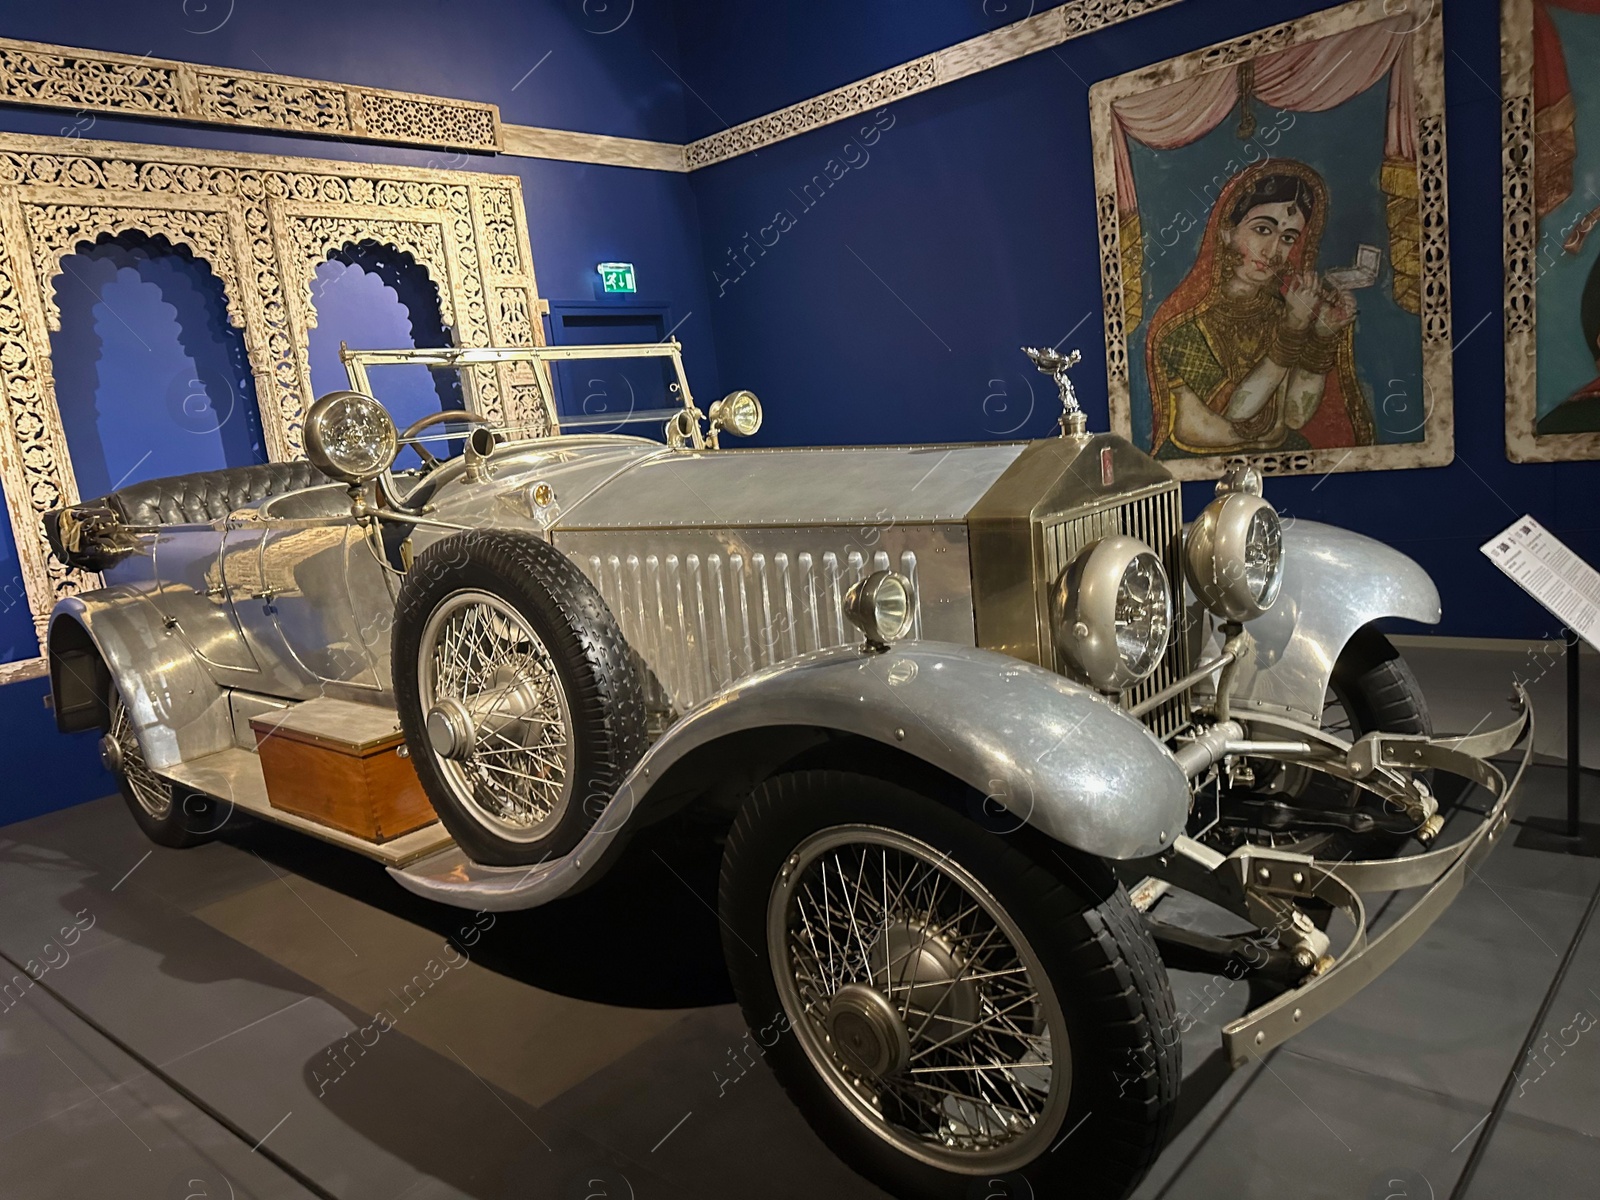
[338,340,699,442]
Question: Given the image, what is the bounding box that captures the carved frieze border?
[0,7,1185,175]
[0,37,502,153]
[0,130,543,672]
[683,0,1187,170]
[1087,0,1455,481]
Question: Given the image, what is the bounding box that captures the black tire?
[1322,626,1433,857]
[106,685,221,849]
[719,770,1179,1200]
[1331,626,1431,746]
[393,530,648,866]
[1252,626,1433,859]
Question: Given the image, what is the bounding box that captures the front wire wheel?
[773,825,1069,1173]
[418,589,576,843]
[109,687,173,821]
[722,770,1179,1199]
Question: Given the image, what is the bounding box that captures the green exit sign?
[597,262,636,293]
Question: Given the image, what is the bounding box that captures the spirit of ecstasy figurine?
[1021,345,1086,437]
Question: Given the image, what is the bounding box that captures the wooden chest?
[251,698,437,843]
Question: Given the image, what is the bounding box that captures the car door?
[150,523,263,676]
[221,499,394,695]
[264,517,392,692]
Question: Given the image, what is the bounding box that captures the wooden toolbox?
[251,698,437,843]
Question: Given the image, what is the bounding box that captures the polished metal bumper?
[1215,687,1534,1066]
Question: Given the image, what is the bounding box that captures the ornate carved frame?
[1501,0,1600,462]
[0,37,501,153]
[0,130,544,678]
[684,0,1187,168]
[1088,0,1454,481]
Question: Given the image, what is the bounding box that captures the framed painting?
[1089,0,1453,480]
[1503,0,1600,461]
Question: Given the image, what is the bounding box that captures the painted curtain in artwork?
[1110,14,1421,329]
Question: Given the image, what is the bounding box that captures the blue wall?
[675,0,1598,642]
[0,0,719,821]
[4,0,1595,825]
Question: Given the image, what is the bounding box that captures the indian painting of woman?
[1091,0,1453,477]
[1146,160,1375,459]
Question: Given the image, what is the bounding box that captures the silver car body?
[49,341,1442,865]
[45,341,1530,1066]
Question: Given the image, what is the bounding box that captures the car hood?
[552,442,1030,531]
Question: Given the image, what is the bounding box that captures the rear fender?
[389,641,1194,911]
[49,590,232,770]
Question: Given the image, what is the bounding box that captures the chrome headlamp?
[304,391,398,484]
[708,389,763,439]
[1184,492,1284,622]
[844,570,915,650]
[1052,535,1172,692]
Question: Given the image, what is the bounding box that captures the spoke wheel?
[721,769,1179,1199]
[1224,626,1432,859]
[103,685,219,849]
[109,688,174,820]
[393,530,648,866]
[418,589,576,842]
[772,825,1068,1172]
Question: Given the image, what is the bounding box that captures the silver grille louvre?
[1040,484,1192,739]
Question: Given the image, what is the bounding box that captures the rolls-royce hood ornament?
[1021,345,1087,438]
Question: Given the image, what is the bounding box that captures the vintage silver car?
[44,340,1529,1198]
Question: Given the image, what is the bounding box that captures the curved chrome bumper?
[1217,686,1534,1066]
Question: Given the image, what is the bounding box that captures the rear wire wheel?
[105,686,221,849]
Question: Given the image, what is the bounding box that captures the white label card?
[1481,516,1600,652]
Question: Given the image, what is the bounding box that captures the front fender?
[49,590,232,771]
[390,641,1194,910]
[1222,520,1440,723]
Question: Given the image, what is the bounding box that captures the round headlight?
[709,390,763,438]
[1184,493,1284,622]
[305,390,398,484]
[304,390,398,483]
[1053,535,1173,692]
[844,570,915,648]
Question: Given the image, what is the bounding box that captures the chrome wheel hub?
[99,733,123,774]
[417,590,574,842]
[870,919,979,1047]
[827,983,911,1077]
[769,825,1068,1172]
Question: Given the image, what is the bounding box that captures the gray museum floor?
[0,642,1596,1200]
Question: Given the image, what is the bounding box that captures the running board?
[163,747,455,868]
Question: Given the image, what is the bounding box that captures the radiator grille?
[1040,484,1192,739]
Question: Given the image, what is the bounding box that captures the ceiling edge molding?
[0,36,502,153]
[682,0,1187,170]
[0,4,1184,177]
[501,123,686,172]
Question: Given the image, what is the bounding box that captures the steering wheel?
[398,410,492,469]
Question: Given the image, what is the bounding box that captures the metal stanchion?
[1516,629,1598,857]
[1569,628,1582,839]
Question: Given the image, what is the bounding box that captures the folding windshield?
[338,342,699,447]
